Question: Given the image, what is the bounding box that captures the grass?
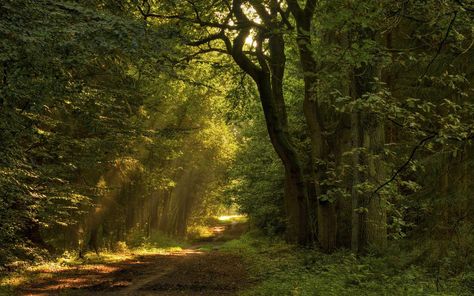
[0,219,246,295]
[187,225,216,239]
[0,233,187,295]
[3,221,471,296]
[218,215,248,223]
[187,214,248,241]
[220,232,474,296]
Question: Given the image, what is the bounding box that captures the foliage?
[0,0,238,266]
[1,1,473,294]
[222,234,473,296]
[224,103,286,235]
[0,0,166,264]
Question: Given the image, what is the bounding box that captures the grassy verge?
[0,234,187,295]
[221,233,473,296]
[187,215,248,241]
[0,216,247,295]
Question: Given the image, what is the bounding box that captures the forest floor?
[3,219,472,295]
[5,219,250,296]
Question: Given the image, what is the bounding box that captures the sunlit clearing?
[218,215,247,222]
[187,225,215,238]
[211,226,226,233]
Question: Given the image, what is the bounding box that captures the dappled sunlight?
[32,262,120,275]
[11,245,241,295]
[0,273,28,289]
[170,249,204,256]
[80,252,134,263]
[76,265,120,273]
[211,226,226,233]
[3,246,210,295]
[133,246,184,255]
[134,247,204,257]
[1,219,250,295]
[218,215,247,222]
[29,276,105,291]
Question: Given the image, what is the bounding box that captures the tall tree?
[138,0,313,243]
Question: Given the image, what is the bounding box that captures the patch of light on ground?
[218,215,246,222]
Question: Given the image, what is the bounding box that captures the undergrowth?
[221,232,474,296]
[0,233,186,295]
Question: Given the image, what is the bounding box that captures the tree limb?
[454,0,474,12]
[370,134,437,199]
[420,11,458,79]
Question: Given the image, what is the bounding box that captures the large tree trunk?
[350,45,387,253]
[226,3,311,244]
[289,6,339,252]
[257,75,311,244]
[149,190,161,235]
[303,90,338,252]
[335,114,354,248]
[283,166,311,244]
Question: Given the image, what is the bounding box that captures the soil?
[16,222,250,296]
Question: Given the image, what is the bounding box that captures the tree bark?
[350,43,387,253]
[256,70,311,244]
[223,0,311,244]
[287,0,339,252]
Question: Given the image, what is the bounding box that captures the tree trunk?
[350,44,387,253]
[149,190,161,235]
[303,93,338,252]
[88,225,100,255]
[256,75,311,244]
[290,9,338,251]
[158,189,171,232]
[227,7,312,244]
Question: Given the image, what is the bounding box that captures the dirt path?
[18,222,249,296]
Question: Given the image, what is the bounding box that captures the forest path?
[18,221,249,296]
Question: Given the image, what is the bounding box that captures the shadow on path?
[18,222,249,296]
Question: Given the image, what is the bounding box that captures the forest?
[0,0,473,295]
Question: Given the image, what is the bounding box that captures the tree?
[137,0,313,244]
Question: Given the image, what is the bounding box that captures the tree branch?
[454,0,474,12]
[228,0,263,80]
[136,0,254,30]
[304,0,317,16]
[249,0,271,24]
[276,5,294,29]
[420,11,458,79]
[370,134,437,199]
[286,0,303,19]
[186,31,226,46]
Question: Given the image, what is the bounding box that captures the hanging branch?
[420,11,458,79]
[454,0,474,12]
[370,134,437,199]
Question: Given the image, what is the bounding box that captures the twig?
[370,134,437,198]
[420,11,458,80]
[454,0,474,12]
